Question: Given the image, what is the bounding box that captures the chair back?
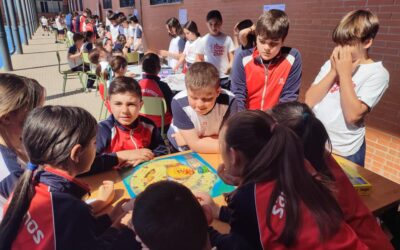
[126,52,139,65]
[140,96,167,135]
[82,52,91,64]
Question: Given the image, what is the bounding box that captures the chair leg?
[78,73,85,91]
[99,101,104,120]
[63,75,67,95]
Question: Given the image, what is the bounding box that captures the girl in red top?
[269,101,393,250]
[198,110,367,250]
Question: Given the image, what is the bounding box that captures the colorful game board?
[120,152,236,198]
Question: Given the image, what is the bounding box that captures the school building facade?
[78,0,400,183]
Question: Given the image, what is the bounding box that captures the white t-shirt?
[55,17,64,30]
[41,17,48,26]
[183,37,201,64]
[132,24,144,53]
[195,33,235,78]
[110,24,121,43]
[313,60,389,156]
[168,36,186,69]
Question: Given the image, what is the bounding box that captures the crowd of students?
[0,6,397,250]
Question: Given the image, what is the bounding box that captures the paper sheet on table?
[162,73,186,92]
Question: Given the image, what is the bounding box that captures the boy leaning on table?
[167,62,239,153]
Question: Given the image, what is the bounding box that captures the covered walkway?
[0,28,102,119]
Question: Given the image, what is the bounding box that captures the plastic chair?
[98,79,111,121]
[140,96,170,153]
[56,51,85,94]
[126,51,139,65]
[82,52,99,91]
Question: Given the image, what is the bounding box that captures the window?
[37,0,62,13]
[103,0,112,9]
[150,0,182,5]
[120,0,134,8]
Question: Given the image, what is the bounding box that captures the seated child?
[113,34,130,57]
[230,10,302,111]
[82,30,96,53]
[0,74,45,200]
[132,181,213,250]
[67,32,85,72]
[305,10,389,167]
[197,110,368,249]
[139,53,173,131]
[167,62,238,153]
[269,101,394,250]
[91,77,168,174]
[0,106,130,249]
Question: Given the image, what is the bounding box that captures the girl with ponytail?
[269,101,393,250]
[174,20,201,72]
[0,106,132,250]
[197,110,367,249]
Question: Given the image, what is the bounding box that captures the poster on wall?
[179,8,187,24]
[134,9,139,18]
[263,4,286,12]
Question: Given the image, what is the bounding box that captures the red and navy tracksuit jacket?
[90,115,167,174]
[139,74,173,128]
[326,155,394,250]
[210,181,368,250]
[5,167,139,250]
[230,46,302,111]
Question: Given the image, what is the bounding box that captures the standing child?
[305,10,389,167]
[198,110,368,250]
[230,10,302,111]
[195,10,235,90]
[174,20,201,73]
[139,53,173,132]
[269,101,394,250]
[91,77,168,174]
[0,74,45,200]
[159,17,186,69]
[132,181,214,250]
[167,62,238,153]
[40,16,50,36]
[129,15,144,60]
[0,106,131,249]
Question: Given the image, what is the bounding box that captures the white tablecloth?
[127,65,186,92]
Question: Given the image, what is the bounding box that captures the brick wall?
[82,0,400,183]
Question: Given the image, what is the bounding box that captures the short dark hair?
[73,33,85,43]
[110,55,127,72]
[132,181,209,250]
[206,10,222,22]
[141,53,161,75]
[108,76,142,100]
[129,15,139,23]
[255,9,289,40]
[237,19,253,31]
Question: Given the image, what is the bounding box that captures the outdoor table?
[79,152,400,233]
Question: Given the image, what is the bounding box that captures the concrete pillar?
[6,0,23,54]
[0,5,13,70]
[21,0,32,40]
[15,0,29,45]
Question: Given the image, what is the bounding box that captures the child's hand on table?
[97,180,115,204]
[117,149,154,168]
[194,192,221,221]
[172,132,187,147]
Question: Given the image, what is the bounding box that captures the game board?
[120,152,235,198]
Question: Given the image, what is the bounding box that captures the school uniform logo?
[213,44,225,56]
